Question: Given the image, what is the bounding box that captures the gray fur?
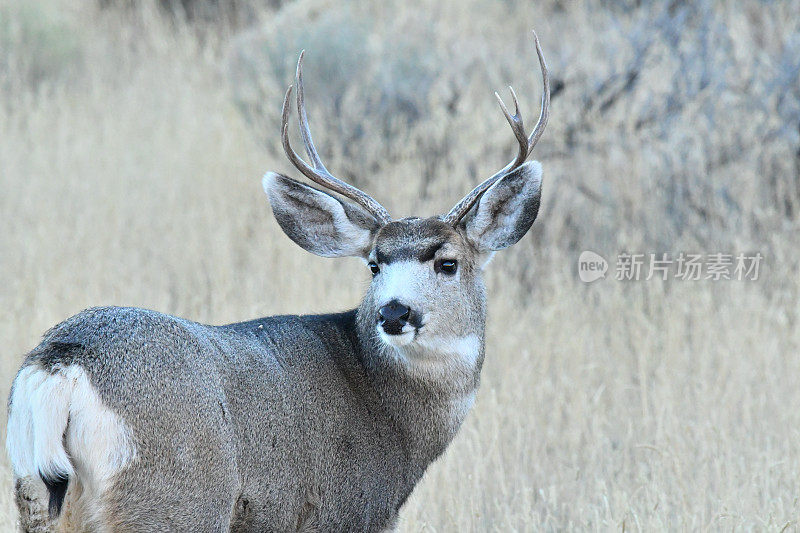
[9,298,479,531]
[7,160,544,531]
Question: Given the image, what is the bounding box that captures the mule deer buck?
[6,32,550,531]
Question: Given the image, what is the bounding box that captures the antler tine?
[280,84,311,177]
[495,86,528,169]
[295,51,327,171]
[280,53,392,225]
[528,30,550,152]
[444,30,550,225]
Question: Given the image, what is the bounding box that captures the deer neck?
[354,304,486,468]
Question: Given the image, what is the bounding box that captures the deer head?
[263,31,549,354]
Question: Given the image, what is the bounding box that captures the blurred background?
[1,0,799,529]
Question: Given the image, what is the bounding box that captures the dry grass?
[2,0,800,530]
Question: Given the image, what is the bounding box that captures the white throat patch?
[386,333,482,370]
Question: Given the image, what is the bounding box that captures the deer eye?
[435,259,458,275]
[368,262,380,276]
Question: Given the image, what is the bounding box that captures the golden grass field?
[2,0,800,529]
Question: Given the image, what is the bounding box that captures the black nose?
[378,300,411,335]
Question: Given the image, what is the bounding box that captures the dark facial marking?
[375,241,445,264]
[418,241,445,263]
[375,249,391,265]
[374,218,459,265]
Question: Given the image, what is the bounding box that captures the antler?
[443,31,550,225]
[281,51,392,225]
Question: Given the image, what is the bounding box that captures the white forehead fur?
[372,260,431,309]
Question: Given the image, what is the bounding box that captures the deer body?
[10,302,481,530]
[7,33,549,532]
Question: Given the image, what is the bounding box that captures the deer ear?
[461,161,543,253]
[263,172,380,258]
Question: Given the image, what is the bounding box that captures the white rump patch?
[7,366,74,481]
[7,365,136,492]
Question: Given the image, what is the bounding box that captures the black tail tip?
[40,472,69,518]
